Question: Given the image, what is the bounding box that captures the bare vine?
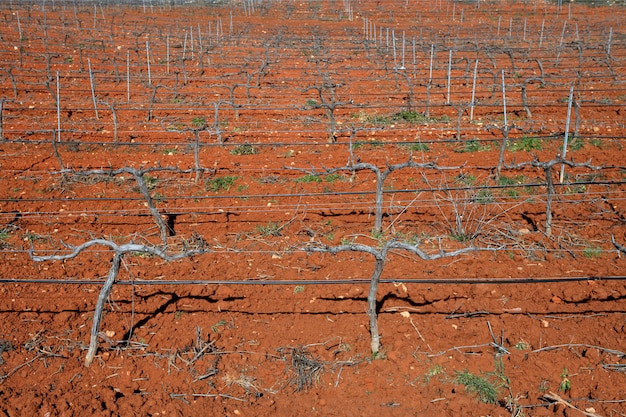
[29,238,207,367]
[304,240,476,355]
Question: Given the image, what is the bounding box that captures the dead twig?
[531,343,626,358]
[541,392,605,417]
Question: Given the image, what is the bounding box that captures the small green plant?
[0,228,11,241]
[191,117,207,129]
[153,192,166,203]
[589,138,602,148]
[473,189,494,204]
[362,110,439,126]
[456,139,491,153]
[450,232,472,243]
[454,173,476,185]
[230,144,258,155]
[499,175,527,197]
[582,245,602,259]
[371,350,387,360]
[565,184,586,194]
[403,142,430,152]
[508,137,542,152]
[256,221,282,237]
[162,148,177,155]
[568,137,585,151]
[293,285,305,294]
[391,110,430,123]
[370,229,384,240]
[295,175,322,183]
[454,370,500,404]
[211,319,228,333]
[143,174,159,190]
[514,340,530,350]
[366,114,392,125]
[538,379,550,393]
[559,368,571,392]
[305,98,318,108]
[325,173,343,182]
[499,175,526,187]
[364,140,384,148]
[338,342,352,352]
[167,122,187,131]
[206,176,238,192]
[423,364,444,384]
[25,232,45,242]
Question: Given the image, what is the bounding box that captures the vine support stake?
[126,49,130,102]
[0,99,4,141]
[496,70,508,182]
[56,71,61,142]
[166,34,170,74]
[559,86,574,183]
[425,44,434,118]
[446,50,452,104]
[545,165,555,236]
[470,59,478,121]
[146,40,152,86]
[88,58,99,120]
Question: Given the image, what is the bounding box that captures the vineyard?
[0,0,625,415]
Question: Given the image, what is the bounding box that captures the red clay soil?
[1,1,626,416]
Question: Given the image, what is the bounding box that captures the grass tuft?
[454,370,500,404]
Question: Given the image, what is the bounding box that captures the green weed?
[454,370,500,404]
[455,173,477,185]
[0,228,11,241]
[295,175,322,183]
[568,137,585,151]
[473,189,494,204]
[456,139,491,153]
[450,232,473,243]
[256,221,282,237]
[142,174,159,190]
[153,192,166,203]
[25,232,45,242]
[404,142,430,152]
[230,144,258,155]
[507,137,542,152]
[582,245,602,258]
[559,368,571,392]
[589,138,603,148]
[211,319,228,333]
[514,340,531,350]
[206,176,238,192]
[191,117,207,129]
[391,110,430,123]
[325,173,343,182]
[423,364,444,384]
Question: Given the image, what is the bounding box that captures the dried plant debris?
[279,346,326,392]
[0,340,13,365]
